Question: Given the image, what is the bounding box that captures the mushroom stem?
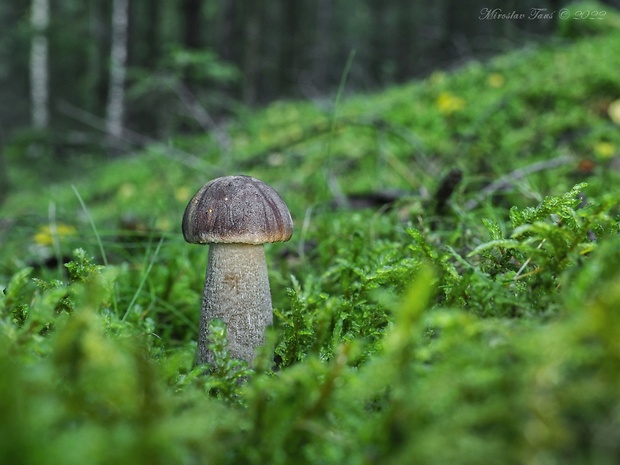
[197,243,272,366]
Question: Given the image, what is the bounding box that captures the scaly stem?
[196,243,272,366]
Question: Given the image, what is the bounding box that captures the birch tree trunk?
[30,0,49,129]
[105,0,129,150]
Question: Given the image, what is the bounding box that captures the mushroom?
[182,175,293,366]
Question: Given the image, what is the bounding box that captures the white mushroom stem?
[196,243,273,366]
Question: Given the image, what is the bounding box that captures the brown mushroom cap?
[182,175,293,245]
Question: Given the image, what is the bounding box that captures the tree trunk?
[30,0,49,129]
[279,0,301,94]
[217,0,236,63]
[105,0,129,151]
[311,0,332,91]
[242,3,260,106]
[369,0,389,84]
[144,0,161,66]
[85,0,107,112]
[0,137,8,205]
[395,0,416,81]
[182,0,202,49]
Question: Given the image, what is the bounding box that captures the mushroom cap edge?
[182,175,293,245]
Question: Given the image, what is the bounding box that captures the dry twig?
[464,155,573,211]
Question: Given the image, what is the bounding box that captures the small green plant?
[201,319,253,403]
[401,183,619,318]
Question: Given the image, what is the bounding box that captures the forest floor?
[1,14,620,465]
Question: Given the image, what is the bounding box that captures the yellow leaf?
[33,224,76,246]
[487,73,505,88]
[594,142,615,159]
[608,99,620,125]
[436,91,465,115]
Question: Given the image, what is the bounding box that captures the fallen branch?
[57,100,217,173]
[169,81,232,154]
[464,155,574,211]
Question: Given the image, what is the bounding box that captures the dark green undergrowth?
[2,8,620,464]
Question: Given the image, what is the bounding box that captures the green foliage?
[127,44,240,134]
[275,213,420,365]
[395,183,618,319]
[64,247,105,282]
[1,267,33,326]
[164,45,240,84]
[1,25,620,465]
[200,319,253,403]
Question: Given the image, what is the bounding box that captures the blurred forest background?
[1,0,619,170]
